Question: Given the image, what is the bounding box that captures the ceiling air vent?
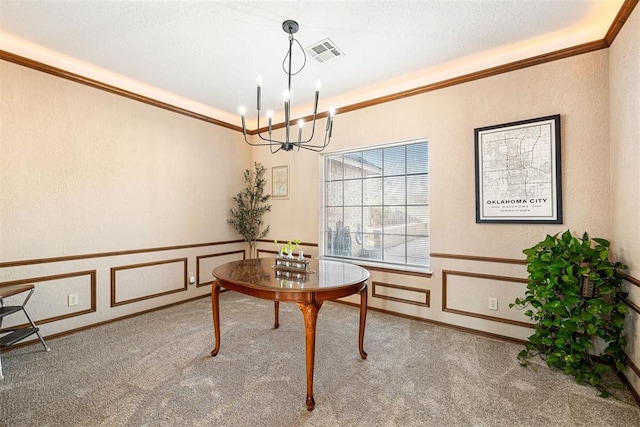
[305,38,344,64]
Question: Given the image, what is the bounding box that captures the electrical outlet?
[488,297,498,311]
[189,273,195,285]
[68,294,79,307]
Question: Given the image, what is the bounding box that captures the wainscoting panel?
[442,270,533,328]
[372,281,430,307]
[111,258,187,306]
[196,250,246,287]
[622,274,640,401]
[0,270,97,326]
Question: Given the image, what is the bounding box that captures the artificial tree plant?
[227,162,271,258]
[510,230,629,397]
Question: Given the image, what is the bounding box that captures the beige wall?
[1,8,637,396]
[0,61,251,335]
[609,4,640,396]
[255,48,612,340]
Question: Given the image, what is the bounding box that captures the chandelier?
[240,20,335,153]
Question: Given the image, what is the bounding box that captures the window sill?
[319,256,432,278]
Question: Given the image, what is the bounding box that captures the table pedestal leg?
[359,284,368,359]
[274,301,280,329]
[210,282,221,357]
[297,301,323,411]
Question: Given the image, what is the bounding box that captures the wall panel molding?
[6,294,210,350]
[0,239,244,268]
[442,270,533,328]
[361,265,431,277]
[628,354,640,379]
[0,270,97,324]
[110,258,187,307]
[372,281,430,307]
[432,254,638,287]
[257,239,318,248]
[622,297,640,315]
[431,252,526,265]
[196,250,246,287]
[621,271,640,288]
[334,299,528,345]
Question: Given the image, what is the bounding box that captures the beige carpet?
[1,291,639,426]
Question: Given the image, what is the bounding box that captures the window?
[321,139,429,270]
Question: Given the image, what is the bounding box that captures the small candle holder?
[274,255,312,278]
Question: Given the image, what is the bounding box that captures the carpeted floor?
[1,291,639,426]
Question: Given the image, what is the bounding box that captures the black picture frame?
[474,114,562,224]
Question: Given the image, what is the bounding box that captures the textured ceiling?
[0,0,626,128]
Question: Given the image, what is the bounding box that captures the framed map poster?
[474,114,562,223]
[272,165,289,199]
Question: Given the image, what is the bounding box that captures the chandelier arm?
[252,113,273,144]
[242,131,288,148]
[300,111,319,144]
[256,127,279,143]
[293,139,330,152]
[292,134,331,151]
[299,122,332,150]
[270,143,282,154]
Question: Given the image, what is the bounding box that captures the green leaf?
[616,303,630,314]
[564,296,580,306]
[599,249,609,260]
[593,238,610,247]
[580,311,593,322]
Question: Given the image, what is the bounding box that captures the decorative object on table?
[272,165,289,199]
[510,230,629,397]
[474,114,562,223]
[227,162,271,258]
[239,19,336,153]
[274,239,312,278]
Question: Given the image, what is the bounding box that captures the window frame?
[319,138,430,273]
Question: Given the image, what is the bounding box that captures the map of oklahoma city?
[479,122,555,220]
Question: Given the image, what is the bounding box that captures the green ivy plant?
[510,230,629,397]
[227,162,271,258]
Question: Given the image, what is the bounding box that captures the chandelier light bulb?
[298,119,304,142]
[239,106,247,136]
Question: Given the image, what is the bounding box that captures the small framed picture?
[272,165,289,199]
[474,114,562,223]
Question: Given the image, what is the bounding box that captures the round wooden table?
[211,257,369,411]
